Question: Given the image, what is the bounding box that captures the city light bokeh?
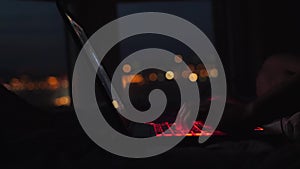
[2,75,70,108]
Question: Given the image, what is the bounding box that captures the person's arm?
[245,73,300,127]
[216,73,300,133]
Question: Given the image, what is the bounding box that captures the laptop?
[57,0,268,147]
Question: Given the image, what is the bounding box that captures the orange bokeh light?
[149,73,158,81]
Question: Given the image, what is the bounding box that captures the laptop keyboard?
[147,121,226,137]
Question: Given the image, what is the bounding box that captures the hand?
[263,112,300,141]
[282,112,300,141]
[176,103,191,131]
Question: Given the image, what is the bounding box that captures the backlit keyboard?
[147,121,226,137]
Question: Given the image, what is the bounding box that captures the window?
[0,0,70,109]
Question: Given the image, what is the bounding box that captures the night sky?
[0,0,214,81]
[0,0,67,80]
[117,1,214,60]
